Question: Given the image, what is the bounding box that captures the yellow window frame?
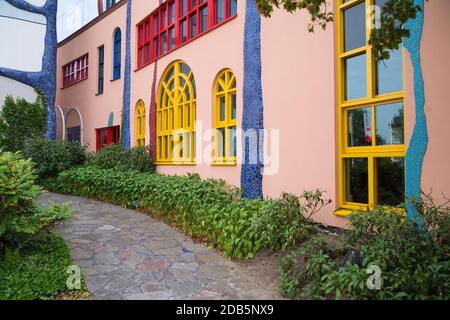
[336,0,406,215]
[212,69,237,165]
[135,100,146,147]
[156,61,196,164]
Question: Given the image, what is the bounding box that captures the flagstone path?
[37,192,281,300]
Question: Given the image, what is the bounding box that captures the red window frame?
[62,53,89,88]
[95,125,120,151]
[136,0,237,69]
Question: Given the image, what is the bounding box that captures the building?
[55,0,450,228]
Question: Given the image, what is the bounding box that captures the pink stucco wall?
[56,2,127,149]
[56,0,450,228]
[413,0,450,205]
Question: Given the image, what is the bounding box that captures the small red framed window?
[136,0,237,69]
[62,54,89,88]
[95,125,120,151]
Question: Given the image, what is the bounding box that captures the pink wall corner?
[418,0,450,204]
[260,7,346,228]
[135,1,246,187]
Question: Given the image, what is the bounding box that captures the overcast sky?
[0,0,98,40]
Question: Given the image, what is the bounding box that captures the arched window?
[213,69,237,164]
[113,28,121,80]
[156,61,196,164]
[135,100,146,147]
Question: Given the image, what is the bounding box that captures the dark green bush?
[51,166,324,259]
[0,152,71,251]
[0,233,74,300]
[279,198,450,300]
[86,144,155,173]
[22,139,86,183]
[0,91,47,152]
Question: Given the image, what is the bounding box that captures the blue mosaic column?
[404,0,427,225]
[121,0,133,149]
[241,0,264,199]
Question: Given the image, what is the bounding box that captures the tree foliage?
[0,90,47,152]
[254,0,423,60]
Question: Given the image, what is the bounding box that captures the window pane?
[229,0,237,16]
[231,93,236,120]
[200,6,208,32]
[190,14,197,38]
[216,0,225,23]
[345,54,367,100]
[219,96,226,121]
[377,157,405,206]
[154,38,159,57]
[161,32,167,54]
[344,2,366,52]
[229,126,236,157]
[348,107,372,147]
[169,27,175,50]
[376,102,404,145]
[169,2,175,24]
[181,20,187,43]
[162,10,167,28]
[377,47,403,95]
[154,14,159,32]
[218,128,225,157]
[181,0,187,16]
[345,158,368,204]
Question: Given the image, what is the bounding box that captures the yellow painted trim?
[156,61,196,164]
[212,68,237,163]
[335,0,406,216]
[135,99,146,147]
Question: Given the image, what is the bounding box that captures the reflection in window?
[376,103,404,145]
[229,0,237,16]
[346,158,368,204]
[377,47,403,95]
[344,2,366,52]
[200,6,208,32]
[348,107,372,147]
[377,157,405,206]
[345,54,367,100]
[216,0,225,23]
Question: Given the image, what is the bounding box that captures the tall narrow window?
[213,69,237,164]
[135,100,146,147]
[113,28,121,80]
[156,61,196,164]
[336,0,405,215]
[106,0,116,10]
[98,46,104,94]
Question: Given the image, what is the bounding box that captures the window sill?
[211,161,236,166]
[155,161,196,166]
[110,78,121,82]
[333,209,353,217]
[95,92,103,96]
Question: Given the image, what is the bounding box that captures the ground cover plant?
[0,152,86,299]
[278,195,450,300]
[51,166,329,260]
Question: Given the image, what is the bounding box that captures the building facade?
[55,0,450,228]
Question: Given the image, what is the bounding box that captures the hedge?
[50,167,320,259]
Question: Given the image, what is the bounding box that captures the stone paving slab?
[37,192,278,300]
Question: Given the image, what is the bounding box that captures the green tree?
[0,90,47,152]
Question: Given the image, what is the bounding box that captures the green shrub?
[0,233,74,299]
[0,152,71,251]
[279,197,450,300]
[0,91,47,152]
[86,144,155,173]
[22,139,86,183]
[51,166,325,259]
